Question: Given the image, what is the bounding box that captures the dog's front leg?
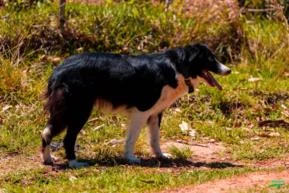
[124,112,148,164]
[147,113,171,159]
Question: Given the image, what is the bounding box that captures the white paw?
[68,160,89,168]
[157,152,172,159]
[50,155,59,162]
[125,155,141,164]
[41,154,59,165]
[41,149,56,165]
[42,155,54,165]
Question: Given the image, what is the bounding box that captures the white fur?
[147,115,172,159]
[41,146,53,164]
[42,127,51,141]
[147,115,162,157]
[124,74,192,163]
[124,111,148,164]
[41,127,53,164]
[217,61,231,75]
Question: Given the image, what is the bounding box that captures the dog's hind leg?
[41,87,67,165]
[41,119,66,165]
[124,111,148,164]
[64,101,93,168]
[147,113,171,159]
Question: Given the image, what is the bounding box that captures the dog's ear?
[179,45,201,78]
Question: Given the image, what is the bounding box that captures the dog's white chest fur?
[148,74,189,115]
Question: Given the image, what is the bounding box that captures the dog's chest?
[149,75,188,114]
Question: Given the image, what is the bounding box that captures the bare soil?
[162,170,289,193]
[161,141,228,163]
[1,141,289,192]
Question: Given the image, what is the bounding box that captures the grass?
[168,145,192,159]
[0,166,254,193]
[1,0,289,192]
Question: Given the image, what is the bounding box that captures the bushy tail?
[44,79,69,117]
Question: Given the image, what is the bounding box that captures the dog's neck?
[166,48,191,78]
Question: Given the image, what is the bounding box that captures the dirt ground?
[1,140,289,193]
[162,170,289,193]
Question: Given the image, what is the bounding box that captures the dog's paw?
[156,152,172,160]
[125,155,141,164]
[50,155,59,162]
[42,157,54,165]
[68,160,89,168]
[41,152,56,165]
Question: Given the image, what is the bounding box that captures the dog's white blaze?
[217,61,231,75]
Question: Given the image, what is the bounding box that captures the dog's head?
[182,43,231,90]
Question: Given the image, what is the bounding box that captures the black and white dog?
[41,43,231,168]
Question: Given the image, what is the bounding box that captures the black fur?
[42,43,225,161]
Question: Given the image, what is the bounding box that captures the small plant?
[168,145,192,160]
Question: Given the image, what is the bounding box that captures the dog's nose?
[223,68,231,75]
[218,63,231,76]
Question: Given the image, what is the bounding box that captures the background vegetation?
[1,0,289,192]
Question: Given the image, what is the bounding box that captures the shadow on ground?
[51,156,243,170]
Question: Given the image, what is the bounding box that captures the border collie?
[41,43,231,168]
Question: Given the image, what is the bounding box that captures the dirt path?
[0,153,43,177]
[1,144,289,193]
[162,170,289,193]
[159,141,289,192]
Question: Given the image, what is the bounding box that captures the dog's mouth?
[199,70,223,90]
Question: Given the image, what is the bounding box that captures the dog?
[41,43,231,168]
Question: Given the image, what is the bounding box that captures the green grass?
[0,166,254,193]
[1,0,289,192]
[168,145,192,159]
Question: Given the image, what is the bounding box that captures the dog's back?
[45,52,178,112]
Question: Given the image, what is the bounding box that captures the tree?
[59,0,66,34]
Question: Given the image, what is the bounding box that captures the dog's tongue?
[201,71,223,90]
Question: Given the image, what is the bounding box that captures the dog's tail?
[44,78,69,117]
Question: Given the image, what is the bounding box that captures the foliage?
[0,0,289,192]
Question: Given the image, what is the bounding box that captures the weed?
[168,145,192,160]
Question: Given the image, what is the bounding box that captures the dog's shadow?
[52,156,242,170]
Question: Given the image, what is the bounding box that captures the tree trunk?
[59,0,66,34]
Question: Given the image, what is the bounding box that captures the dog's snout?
[218,63,231,76]
[223,68,231,75]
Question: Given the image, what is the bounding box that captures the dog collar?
[185,78,194,93]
